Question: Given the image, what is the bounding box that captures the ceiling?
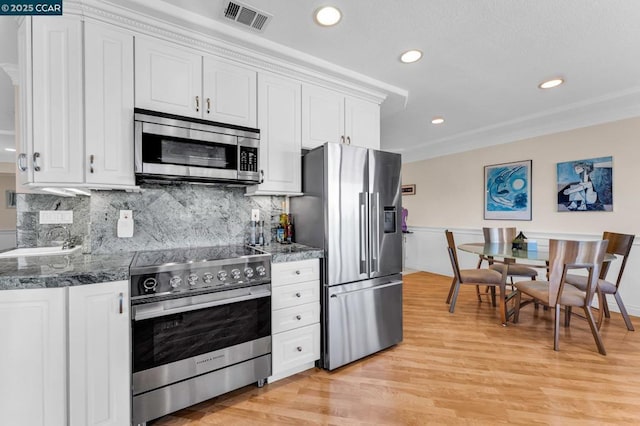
[2,1,640,164]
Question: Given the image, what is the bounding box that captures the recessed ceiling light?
[400,50,423,63]
[315,6,342,26]
[538,78,564,89]
[4,148,16,152]
[431,117,445,125]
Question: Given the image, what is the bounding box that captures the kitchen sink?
[0,246,81,258]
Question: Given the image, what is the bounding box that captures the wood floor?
[151,272,640,425]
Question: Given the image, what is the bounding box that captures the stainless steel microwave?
[134,109,261,185]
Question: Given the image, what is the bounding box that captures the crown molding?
[0,63,19,86]
[68,0,407,106]
[399,86,640,163]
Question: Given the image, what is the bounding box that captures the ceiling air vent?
[223,1,272,32]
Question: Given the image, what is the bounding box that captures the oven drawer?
[272,302,320,334]
[272,323,320,375]
[272,259,319,287]
[272,280,319,310]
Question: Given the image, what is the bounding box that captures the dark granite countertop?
[0,243,323,290]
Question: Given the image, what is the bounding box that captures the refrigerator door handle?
[359,192,369,274]
[369,192,380,273]
[329,280,402,297]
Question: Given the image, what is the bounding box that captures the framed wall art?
[557,156,612,212]
[401,184,416,196]
[484,160,532,220]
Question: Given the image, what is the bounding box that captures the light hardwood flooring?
[152,271,640,425]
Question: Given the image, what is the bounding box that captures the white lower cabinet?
[0,282,130,426]
[270,259,320,381]
[0,287,67,426]
[68,281,130,426]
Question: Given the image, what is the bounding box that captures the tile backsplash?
[16,183,285,254]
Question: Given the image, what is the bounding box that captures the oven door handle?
[132,290,271,321]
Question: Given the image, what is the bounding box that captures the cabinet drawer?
[272,259,319,287]
[272,302,319,334]
[272,280,319,310]
[272,323,320,375]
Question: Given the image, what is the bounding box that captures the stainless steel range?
[129,245,271,425]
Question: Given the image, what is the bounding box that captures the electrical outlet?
[39,210,73,224]
[120,210,133,220]
[251,209,260,221]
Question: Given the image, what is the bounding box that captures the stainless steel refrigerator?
[291,143,403,370]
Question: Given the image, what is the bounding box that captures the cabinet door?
[84,22,135,186]
[272,323,321,375]
[135,37,202,118]
[301,84,344,149]
[69,281,130,426]
[0,288,67,426]
[31,16,84,183]
[202,57,257,127]
[247,73,300,195]
[345,96,380,149]
[17,18,33,185]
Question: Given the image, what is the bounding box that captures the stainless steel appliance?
[291,143,403,370]
[134,109,262,185]
[129,246,271,425]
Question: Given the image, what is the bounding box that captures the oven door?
[131,284,271,395]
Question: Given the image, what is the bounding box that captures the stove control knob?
[217,270,228,282]
[202,272,214,283]
[187,273,199,286]
[256,265,266,276]
[142,277,157,292]
[169,276,182,289]
[231,269,241,280]
[244,267,254,278]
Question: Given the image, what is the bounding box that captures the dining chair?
[564,232,635,331]
[513,239,609,355]
[481,227,538,281]
[445,230,510,325]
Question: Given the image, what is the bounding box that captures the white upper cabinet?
[31,16,84,184]
[246,73,301,195]
[134,37,202,118]
[302,84,380,150]
[203,56,257,127]
[135,37,258,127]
[84,21,135,186]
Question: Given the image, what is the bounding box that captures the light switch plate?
[251,209,260,221]
[39,210,73,224]
[119,210,133,220]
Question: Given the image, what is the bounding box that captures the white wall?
[401,116,640,317]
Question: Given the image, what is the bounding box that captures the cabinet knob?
[295,270,301,275]
[340,135,345,144]
[296,346,303,352]
[346,136,351,145]
[33,152,41,172]
[295,292,301,298]
[296,315,302,320]
[195,96,200,112]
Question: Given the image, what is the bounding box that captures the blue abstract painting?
[484,160,532,220]
[557,156,613,212]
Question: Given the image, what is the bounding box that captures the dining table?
[457,242,616,325]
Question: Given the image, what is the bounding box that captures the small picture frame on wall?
[557,156,613,212]
[484,160,532,221]
[5,190,16,209]
[401,184,416,196]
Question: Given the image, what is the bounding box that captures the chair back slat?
[601,232,635,288]
[483,227,517,244]
[445,230,463,283]
[547,239,609,305]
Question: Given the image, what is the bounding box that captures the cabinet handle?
[16,153,28,172]
[296,315,302,320]
[296,346,303,352]
[89,154,95,173]
[295,292,301,298]
[346,136,351,145]
[260,169,264,184]
[33,152,41,172]
[206,97,211,114]
[195,96,200,112]
[340,135,345,144]
[119,292,124,314]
